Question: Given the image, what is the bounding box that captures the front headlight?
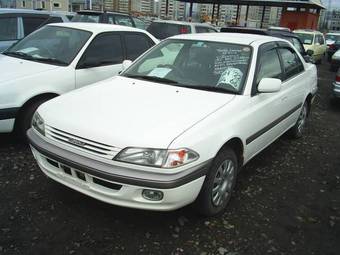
[115,147,199,168]
[31,112,45,136]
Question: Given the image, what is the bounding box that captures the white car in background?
[147,20,218,40]
[0,22,158,135]
[28,33,317,216]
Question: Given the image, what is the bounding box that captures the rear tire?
[15,99,49,138]
[195,147,238,216]
[289,101,308,139]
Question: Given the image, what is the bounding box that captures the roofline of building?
[177,0,325,10]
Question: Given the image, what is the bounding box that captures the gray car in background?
[0,8,70,52]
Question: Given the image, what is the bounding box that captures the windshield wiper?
[124,74,179,84]
[176,84,239,94]
[34,57,68,66]
[3,51,35,60]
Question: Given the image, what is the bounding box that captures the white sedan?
[0,22,158,135]
[28,33,318,216]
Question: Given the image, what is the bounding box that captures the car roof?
[76,10,129,16]
[0,8,70,17]
[151,20,214,27]
[326,32,340,35]
[221,27,300,39]
[294,29,322,35]
[47,22,144,33]
[170,32,283,45]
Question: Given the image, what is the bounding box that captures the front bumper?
[333,82,340,98]
[27,129,210,211]
[0,107,19,133]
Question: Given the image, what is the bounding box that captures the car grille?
[45,157,122,191]
[45,125,121,159]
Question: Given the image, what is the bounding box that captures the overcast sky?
[323,0,340,8]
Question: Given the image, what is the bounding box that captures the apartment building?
[15,0,69,11]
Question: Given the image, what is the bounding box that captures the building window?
[22,1,25,7]
[53,2,60,8]
[42,1,45,9]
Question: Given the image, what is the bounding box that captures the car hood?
[0,54,60,83]
[39,76,236,149]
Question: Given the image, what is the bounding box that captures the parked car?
[330,49,340,71]
[325,32,340,61]
[268,26,291,32]
[0,23,158,135]
[71,10,139,28]
[147,20,218,40]
[293,29,327,64]
[332,67,340,98]
[27,33,317,216]
[0,8,70,52]
[220,27,314,63]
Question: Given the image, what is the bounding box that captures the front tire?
[289,101,308,139]
[195,147,238,216]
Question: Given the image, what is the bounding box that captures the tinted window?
[23,17,47,36]
[80,33,123,67]
[108,15,114,24]
[39,16,63,26]
[317,35,325,44]
[291,38,305,55]
[279,48,304,79]
[196,26,209,33]
[114,15,133,27]
[125,33,152,60]
[132,17,146,30]
[72,14,100,23]
[5,26,91,65]
[195,26,216,33]
[256,49,282,85]
[147,23,191,39]
[0,17,17,40]
[295,33,313,45]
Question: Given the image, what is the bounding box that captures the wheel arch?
[216,137,245,168]
[14,92,59,129]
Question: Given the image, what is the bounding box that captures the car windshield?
[295,33,314,45]
[325,34,340,42]
[72,14,100,23]
[147,23,191,39]
[122,39,252,94]
[3,26,91,66]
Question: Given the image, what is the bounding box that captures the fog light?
[142,189,164,201]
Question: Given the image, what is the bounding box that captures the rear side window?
[72,14,100,23]
[80,33,123,66]
[23,17,47,36]
[278,48,304,80]
[196,26,210,33]
[0,17,17,40]
[317,35,325,45]
[147,23,191,39]
[114,15,134,27]
[125,33,153,60]
[291,38,304,55]
[256,49,282,85]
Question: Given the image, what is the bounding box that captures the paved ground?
[1,61,340,255]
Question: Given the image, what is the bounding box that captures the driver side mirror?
[258,78,282,93]
[122,60,132,71]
